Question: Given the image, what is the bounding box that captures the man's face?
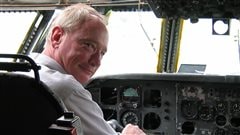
[52,16,108,84]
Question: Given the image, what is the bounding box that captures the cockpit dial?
[121,111,139,126]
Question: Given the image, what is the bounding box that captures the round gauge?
[121,111,139,126]
[199,105,215,121]
[216,101,227,113]
[181,100,198,119]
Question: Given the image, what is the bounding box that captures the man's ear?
[51,26,64,48]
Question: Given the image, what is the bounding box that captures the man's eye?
[84,43,96,52]
[100,51,106,56]
[85,43,92,48]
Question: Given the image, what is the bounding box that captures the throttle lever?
[107,119,123,132]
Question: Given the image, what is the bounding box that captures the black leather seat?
[0,54,82,135]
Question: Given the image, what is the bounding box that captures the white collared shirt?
[27,53,118,135]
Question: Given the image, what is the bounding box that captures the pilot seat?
[0,54,82,135]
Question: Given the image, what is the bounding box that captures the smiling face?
[48,15,109,84]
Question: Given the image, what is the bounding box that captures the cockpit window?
[0,12,37,54]
[0,9,239,75]
[95,11,161,77]
[179,19,240,75]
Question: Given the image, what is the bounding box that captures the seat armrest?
[48,112,83,135]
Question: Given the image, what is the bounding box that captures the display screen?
[122,86,140,101]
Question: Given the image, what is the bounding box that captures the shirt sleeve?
[64,88,118,135]
[44,71,118,135]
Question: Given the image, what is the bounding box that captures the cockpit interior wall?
[85,73,240,135]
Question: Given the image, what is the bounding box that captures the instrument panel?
[85,73,240,135]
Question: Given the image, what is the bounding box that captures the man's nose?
[89,51,102,67]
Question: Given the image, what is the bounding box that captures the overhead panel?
[146,0,240,19]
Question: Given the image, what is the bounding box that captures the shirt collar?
[29,53,67,74]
